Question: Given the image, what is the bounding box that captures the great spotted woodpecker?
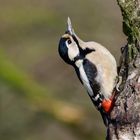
[58,18,117,125]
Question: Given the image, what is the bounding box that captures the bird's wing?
[82,59,100,95]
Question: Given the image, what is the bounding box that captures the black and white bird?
[58,18,117,125]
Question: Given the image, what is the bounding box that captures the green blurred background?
[0,0,126,140]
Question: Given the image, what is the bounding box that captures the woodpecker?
[58,18,117,125]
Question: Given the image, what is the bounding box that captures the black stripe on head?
[72,35,95,60]
[72,35,80,48]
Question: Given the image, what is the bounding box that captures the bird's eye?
[67,39,72,45]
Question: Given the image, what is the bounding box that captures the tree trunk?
[107,0,140,139]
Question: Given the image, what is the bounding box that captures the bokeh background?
[0,0,126,140]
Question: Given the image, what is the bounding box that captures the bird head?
[58,17,82,65]
[58,17,96,66]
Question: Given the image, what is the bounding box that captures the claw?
[116,76,122,92]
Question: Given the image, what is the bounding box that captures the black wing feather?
[83,59,100,96]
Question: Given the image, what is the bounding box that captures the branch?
[107,0,140,139]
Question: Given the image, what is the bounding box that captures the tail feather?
[100,111,108,126]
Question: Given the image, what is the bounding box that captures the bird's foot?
[115,76,123,92]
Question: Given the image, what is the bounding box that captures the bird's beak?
[66,17,75,35]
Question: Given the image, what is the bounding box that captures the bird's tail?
[100,111,109,126]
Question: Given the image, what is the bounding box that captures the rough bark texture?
[106,0,140,139]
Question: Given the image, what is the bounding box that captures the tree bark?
[107,0,140,139]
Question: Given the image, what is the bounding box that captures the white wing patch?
[75,60,93,96]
